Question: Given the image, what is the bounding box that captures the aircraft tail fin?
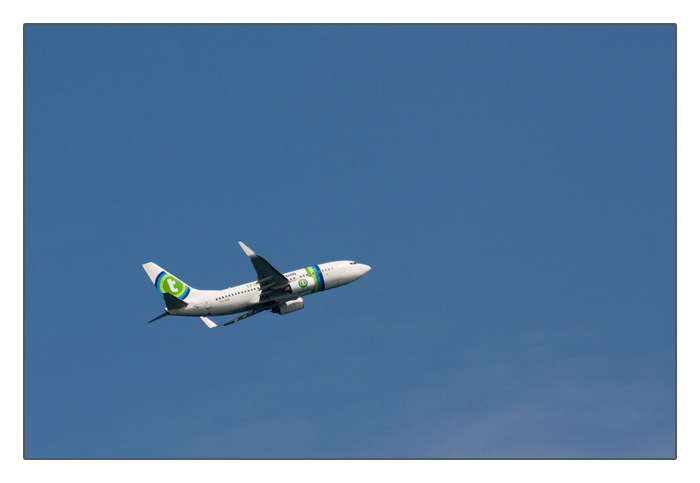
[142,262,195,301]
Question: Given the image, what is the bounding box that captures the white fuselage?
[168,260,370,317]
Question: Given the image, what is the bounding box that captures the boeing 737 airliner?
[143,242,371,328]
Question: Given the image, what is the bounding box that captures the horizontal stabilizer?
[164,292,188,310]
[147,312,169,324]
[200,316,218,328]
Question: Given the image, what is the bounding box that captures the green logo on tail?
[160,274,186,297]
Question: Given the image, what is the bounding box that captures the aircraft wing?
[222,306,270,326]
[238,242,290,299]
[200,302,276,328]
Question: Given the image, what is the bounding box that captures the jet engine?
[273,297,304,315]
[283,276,316,294]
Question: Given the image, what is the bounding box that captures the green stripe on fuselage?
[305,266,320,293]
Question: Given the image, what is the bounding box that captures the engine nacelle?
[273,297,304,315]
[283,276,316,294]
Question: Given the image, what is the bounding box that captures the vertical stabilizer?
[142,262,194,301]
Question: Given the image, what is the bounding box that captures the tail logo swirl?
[156,272,190,299]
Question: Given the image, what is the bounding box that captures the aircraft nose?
[360,264,371,273]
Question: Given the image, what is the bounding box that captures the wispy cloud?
[357,378,674,458]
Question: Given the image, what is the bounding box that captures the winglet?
[238,241,256,258]
[201,316,218,329]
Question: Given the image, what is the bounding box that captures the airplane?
[142,242,371,328]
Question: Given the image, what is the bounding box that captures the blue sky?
[24,25,675,458]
